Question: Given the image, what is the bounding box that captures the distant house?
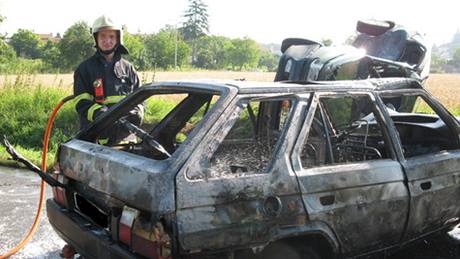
[36,33,62,43]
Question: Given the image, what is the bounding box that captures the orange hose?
[1,95,74,259]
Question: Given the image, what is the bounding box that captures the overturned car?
[47,78,460,258]
[275,20,431,84]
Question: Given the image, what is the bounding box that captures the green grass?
[0,58,49,74]
[0,88,200,168]
[451,107,460,117]
[0,87,78,148]
[144,95,220,142]
[0,144,55,169]
[144,96,182,124]
[0,81,77,169]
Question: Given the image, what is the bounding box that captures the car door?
[379,90,460,241]
[174,94,308,253]
[291,92,409,255]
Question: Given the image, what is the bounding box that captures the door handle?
[420,181,432,190]
[320,195,335,206]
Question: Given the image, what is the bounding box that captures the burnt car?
[275,20,431,84]
[47,78,460,259]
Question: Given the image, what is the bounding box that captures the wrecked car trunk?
[58,83,231,211]
[49,82,236,259]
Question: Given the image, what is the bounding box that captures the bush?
[0,84,78,154]
[0,58,48,74]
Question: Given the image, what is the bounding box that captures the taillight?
[52,174,68,208]
[119,206,139,245]
[119,206,172,259]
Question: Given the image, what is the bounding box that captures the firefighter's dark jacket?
[73,51,141,129]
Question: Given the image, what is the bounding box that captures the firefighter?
[73,15,143,144]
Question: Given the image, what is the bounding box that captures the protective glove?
[93,105,109,119]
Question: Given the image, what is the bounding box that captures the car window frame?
[377,89,460,160]
[291,91,397,172]
[77,85,233,162]
[184,93,302,181]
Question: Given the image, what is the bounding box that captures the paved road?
[0,167,64,259]
[1,166,460,259]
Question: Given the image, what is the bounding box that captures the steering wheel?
[119,118,171,158]
[341,121,363,132]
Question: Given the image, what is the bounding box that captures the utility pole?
[174,25,178,70]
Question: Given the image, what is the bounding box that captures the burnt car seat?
[353,20,427,68]
[353,30,408,61]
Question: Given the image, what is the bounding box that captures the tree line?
[431,49,460,73]
[0,22,279,74]
[0,0,279,74]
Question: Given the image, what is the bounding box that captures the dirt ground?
[1,166,460,259]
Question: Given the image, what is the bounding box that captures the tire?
[356,19,395,36]
[237,242,321,259]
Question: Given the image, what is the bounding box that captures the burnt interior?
[382,95,459,158]
[206,99,293,178]
[299,92,460,168]
[301,95,389,168]
[74,193,109,228]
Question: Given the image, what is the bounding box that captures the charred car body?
[275,20,431,84]
[47,78,460,259]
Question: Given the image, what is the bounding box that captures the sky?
[0,0,459,46]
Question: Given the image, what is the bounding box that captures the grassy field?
[0,71,277,89]
[424,74,460,114]
[0,72,459,168]
[1,72,459,110]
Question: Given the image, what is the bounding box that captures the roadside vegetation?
[0,77,75,167]
[0,75,197,168]
[1,73,459,168]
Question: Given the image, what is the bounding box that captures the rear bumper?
[46,199,141,259]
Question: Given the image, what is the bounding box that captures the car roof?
[147,78,422,95]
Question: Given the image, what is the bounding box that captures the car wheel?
[237,242,321,259]
[356,19,395,36]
